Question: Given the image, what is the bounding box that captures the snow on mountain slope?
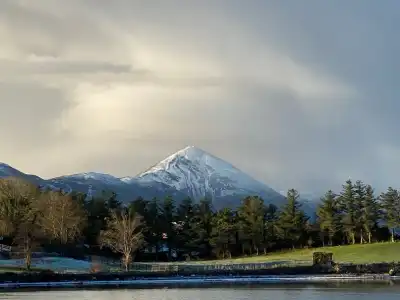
[136,146,285,207]
[0,147,289,209]
[45,171,188,203]
[120,176,134,183]
[53,172,125,186]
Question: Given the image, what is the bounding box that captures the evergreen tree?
[338,179,357,244]
[160,196,177,260]
[277,189,309,248]
[191,198,214,257]
[145,197,163,259]
[354,180,366,243]
[237,196,265,255]
[263,203,279,252]
[104,191,122,212]
[129,196,147,216]
[362,185,380,243]
[210,208,236,259]
[317,190,340,246]
[175,197,197,258]
[380,187,400,242]
[84,197,109,246]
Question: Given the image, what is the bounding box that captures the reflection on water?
[1,283,400,300]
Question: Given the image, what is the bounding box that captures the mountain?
[0,163,187,203]
[0,163,44,185]
[0,146,309,211]
[135,146,285,209]
[46,173,187,204]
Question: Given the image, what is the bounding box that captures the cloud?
[0,0,398,195]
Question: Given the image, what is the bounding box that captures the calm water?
[1,284,400,299]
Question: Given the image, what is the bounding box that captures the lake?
[1,283,400,299]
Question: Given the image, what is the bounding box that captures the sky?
[0,0,399,195]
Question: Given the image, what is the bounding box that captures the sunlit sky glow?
[1,0,399,194]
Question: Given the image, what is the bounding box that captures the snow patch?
[0,257,91,272]
[55,172,125,186]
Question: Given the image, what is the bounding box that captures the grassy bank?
[2,243,400,283]
[1,242,399,275]
[192,242,400,264]
[0,262,399,284]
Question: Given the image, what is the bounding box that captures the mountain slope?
[0,147,314,212]
[0,163,44,185]
[46,173,188,203]
[135,146,286,208]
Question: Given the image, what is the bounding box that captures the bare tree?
[37,190,86,245]
[99,210,144,271]
[0,178,42,270]
[13,208,42,271]
[0,178,34,235]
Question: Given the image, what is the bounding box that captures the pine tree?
[161,196,177,260]
[103,191,122,212]
[317,190,340,246]
[362,185,380,243]
[210,208,236,259]
[175,197,197,257]
[380,187,400,242]
[263,203,279,252]
[145,197,163,259]
[338,179,357,244]
[237,196,265,255]
[84,197,109,246]
[129,196,147,216]
[277,189,309,249]
[191,198,214,257]
[354,180,366,243]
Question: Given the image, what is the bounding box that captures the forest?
[0,177,399,271]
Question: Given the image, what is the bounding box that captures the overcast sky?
[0,0,399,195]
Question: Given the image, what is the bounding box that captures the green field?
[2,242,400,273]
[192,242,400,265]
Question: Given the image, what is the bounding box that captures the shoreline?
[1,261,400,291]
[1,274,400,291]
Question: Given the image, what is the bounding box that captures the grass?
[0,266,47,273]
[3,242,400,274]
[185,242,400,265]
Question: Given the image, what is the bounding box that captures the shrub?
[313,252,333,265]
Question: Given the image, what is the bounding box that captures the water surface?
[1,283,400,299]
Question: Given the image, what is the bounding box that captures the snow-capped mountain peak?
[136,146,283,206]
[0,148,288,210]
[139,146,242,178]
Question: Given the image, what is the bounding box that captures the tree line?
[0,177,399,270]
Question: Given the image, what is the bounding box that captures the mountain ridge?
[0,146,317,213]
